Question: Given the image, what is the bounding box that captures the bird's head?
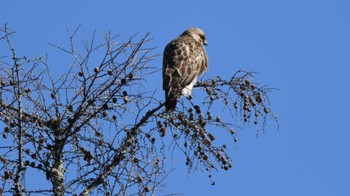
[182,27,208,46]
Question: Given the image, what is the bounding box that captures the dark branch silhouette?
[0,25,277,196]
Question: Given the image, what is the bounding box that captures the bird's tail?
[165,99,177,112]
[165,88,178,112]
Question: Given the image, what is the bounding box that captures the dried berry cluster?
[195,71,275,130]
[155,104,234,175]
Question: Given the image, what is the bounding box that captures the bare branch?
[0,25,277,195]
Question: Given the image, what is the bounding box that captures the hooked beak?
[204,40,208,46]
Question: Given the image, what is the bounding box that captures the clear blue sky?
[1,0,350,195]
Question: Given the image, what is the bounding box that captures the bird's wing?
[163,37,206,92]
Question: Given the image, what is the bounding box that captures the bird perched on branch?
[163,27,208,111]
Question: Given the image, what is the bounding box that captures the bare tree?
[0,24,277,196]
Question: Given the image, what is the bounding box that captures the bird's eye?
[199,35,205,40]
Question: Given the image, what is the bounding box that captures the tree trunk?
[51,138,65,196]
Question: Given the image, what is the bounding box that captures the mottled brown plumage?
[163,27,208,111]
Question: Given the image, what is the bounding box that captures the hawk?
[163,27,208,111]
